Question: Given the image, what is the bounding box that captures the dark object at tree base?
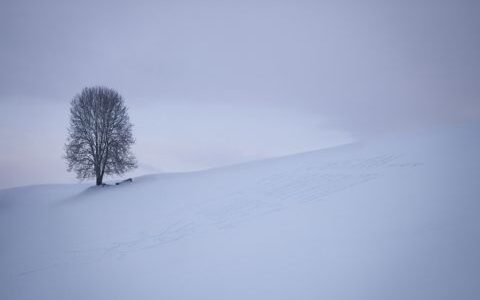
[116,178,133,185]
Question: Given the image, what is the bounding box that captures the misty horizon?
[1,0,479,188]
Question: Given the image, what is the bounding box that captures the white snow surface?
[1,123,480,300]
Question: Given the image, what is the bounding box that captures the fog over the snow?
[1,0,479,188]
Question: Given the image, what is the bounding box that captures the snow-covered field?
[1,123,479,300]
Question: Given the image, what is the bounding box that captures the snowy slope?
[1,123,480,300]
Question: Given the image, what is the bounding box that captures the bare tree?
[65,86,137,185]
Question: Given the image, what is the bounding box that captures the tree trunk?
[96,170,103,186]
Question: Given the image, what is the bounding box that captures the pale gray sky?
[1,0,479,188]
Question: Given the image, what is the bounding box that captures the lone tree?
[65,86,137,185]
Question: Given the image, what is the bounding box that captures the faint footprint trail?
[18,153,423,276]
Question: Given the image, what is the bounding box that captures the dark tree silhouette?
[65,86,137,185]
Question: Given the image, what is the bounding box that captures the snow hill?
[1,123,479,300]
